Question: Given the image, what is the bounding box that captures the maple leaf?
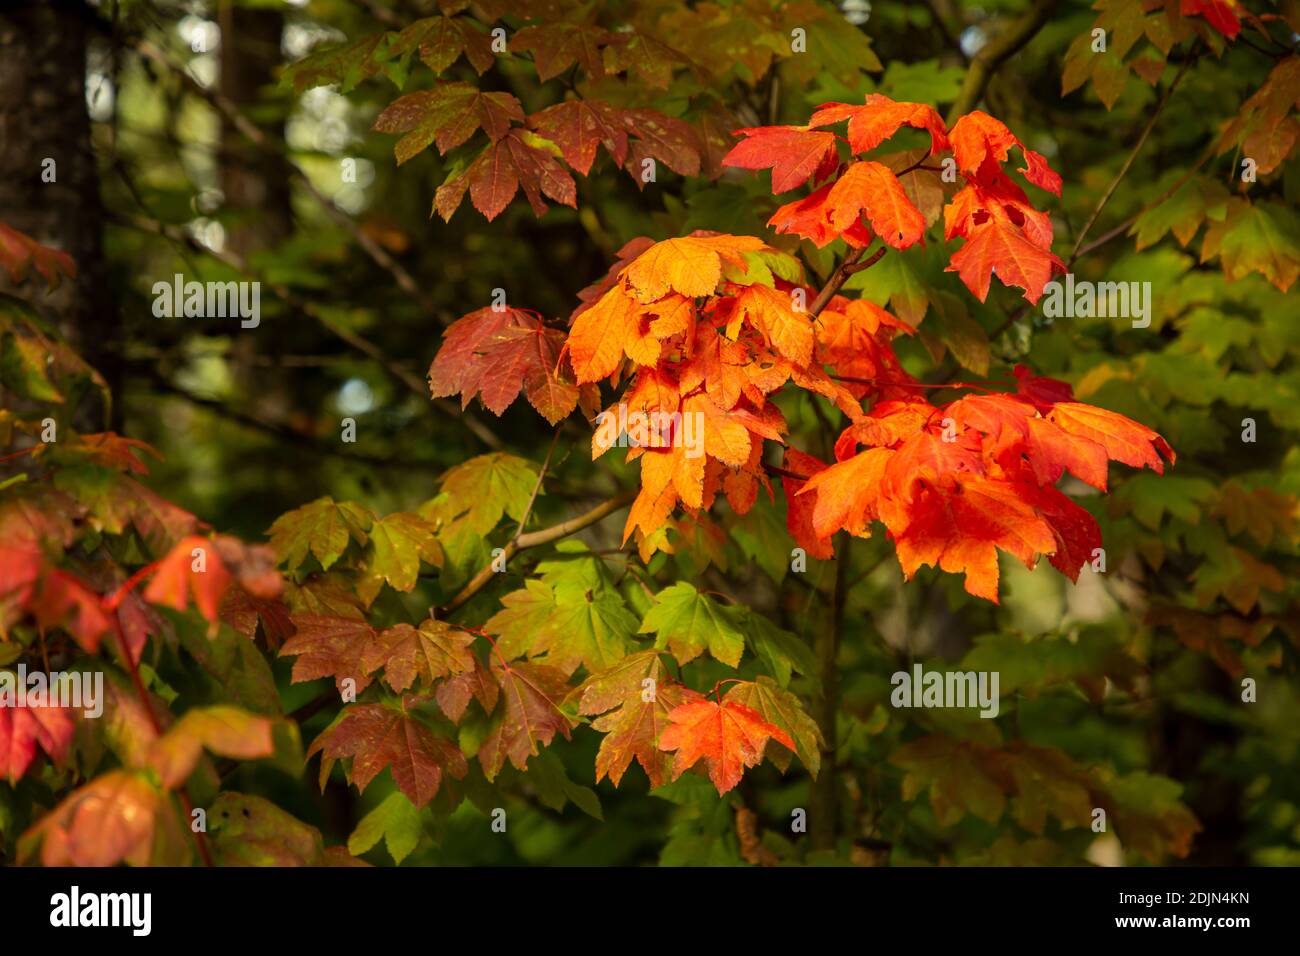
[485,578,637,676]
[726,282,814,365]
[510,22,609,81]
[429,306,579,424]
[372,83,523,163]
[267,496,372,571]
[623,234,769,301]
[1046,402,1175,476]
[576,650,701,787]
[566,282,640,384]
[21,770,161,867]
[723,677,823,776]
[146,706,275,789]
[810,94,950,155]
[1200,198,1300,292]
[0,221,76,289]
[415,15,495,74]
[361,512,443,595]
[348,791,422,865]
[781,447,834,559]
[601,29,689,89]
[657,697,795,795]
[529,99,628,174]
[796,446,892,539]
[309,701,467,808]
[721,125,839,193]
[142,534,233,625]
[282,32,385,93]
[279,614,377,693]
[210,792,329,866]
[478,661,575,780]
[620,109,703,181]
[30,569,112,652]
[637,582,745,667]
[949,111,1062,196]
[436,452,539,534]
[62,432,160,475]
[434,654,499,723]
[945,219,1065,304]
[825,160,926,249]
[434,129,576,222]
[1181,0,1242,38]
[362,619,475,693]
[219,584,295,649]
[0,699,74,783]
[890,474,1059,603]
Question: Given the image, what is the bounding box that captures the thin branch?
[1069,48,1198,263]
[133,39,445,322]
[113,211,503,450]
[811,535,851,850]
[808,245,887,318]
[945,0,1059,124]
[513,431,560,540]
[436,489,637,615]
[1071,143,1215,262]
[137,370,442,470]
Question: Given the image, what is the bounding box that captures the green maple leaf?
[724,677,823,777]
[362,511,443,594]
[267,496,373,571]
[485,578,637,676]
[348,791,422,865]
[437,453,539,534]
[735,607,815,688]
[637,582,744,668]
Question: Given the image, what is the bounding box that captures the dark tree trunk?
[218,0,293,254]
[0,0,114,426]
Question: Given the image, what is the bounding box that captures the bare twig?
[436,489,638,615]
[513,430,560,540]
[1069,49,1198,263]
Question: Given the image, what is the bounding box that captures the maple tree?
[0,0,1297,871]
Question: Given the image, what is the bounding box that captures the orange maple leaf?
[657,697,795,794]
[143,535,233,625]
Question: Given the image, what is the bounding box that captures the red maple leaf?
[721,125,839,194]
[0,701,74,783]
[308,701,467,808]
[657,697,795,794]
[429,306,580,424]
[142,534,233,626]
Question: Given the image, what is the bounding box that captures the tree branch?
[133,38,446,322]
[1069,48,1197,263]
[808,245,887,318]
[945,0,1059,124]
[436,489,637,615]
[113,211,503,450]
[811,535,851,851]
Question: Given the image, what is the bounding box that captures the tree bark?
[217,0,293,254]
[0,0,114,425]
